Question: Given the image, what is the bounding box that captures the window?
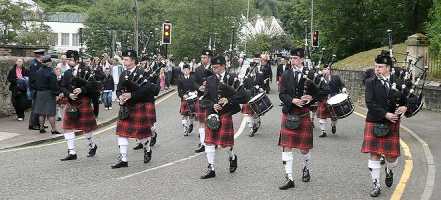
[61,33,70,46]
[72,33,80,46]
[49,33,58,46]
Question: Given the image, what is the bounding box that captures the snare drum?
[326,93,354,119]
[248,93,273,116]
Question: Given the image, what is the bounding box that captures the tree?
[428,1,441,55]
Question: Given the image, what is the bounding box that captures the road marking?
[353,111,413,200]
[117,117,248,180]
[0,91,177,154]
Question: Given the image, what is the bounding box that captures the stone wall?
[0,45,49,57]
[333,69,441,112]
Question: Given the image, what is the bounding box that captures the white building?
[44,12,86,52]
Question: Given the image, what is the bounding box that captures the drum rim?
[329,105,355,119]
[327,93,349,105]
[248,92,265,103]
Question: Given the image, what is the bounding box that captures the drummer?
[317,64,346,137]
[177,64,199,136]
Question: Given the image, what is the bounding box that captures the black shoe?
[248,131,255,137]
[311,122,315,128]
[144,149,152,163]
[332,125,336,134]
[194,145,205,153]
[56,117,62,121]
[229,155,238,173]
[111,161,128,169]
[385,169,394,187]
[51,130,61,135]
[302,167,311,182]
[87,144,98,157]
[39,129,47,133]
[188,124,193,133]
[252,126,259,134]
[29,126,39,130]
[43,125,48,129]
[279,178,295,190]
[319,131,327,138]
[133,143,143,150]
[370,182,381,197]
[60,153,77,161]
[150,134,157,147]
[200,166,216,179]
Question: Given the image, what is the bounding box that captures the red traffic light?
[312,31,319,47]
[162,22,172,44]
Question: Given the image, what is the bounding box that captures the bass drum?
[326,93,354,119]
[248,92,273,117]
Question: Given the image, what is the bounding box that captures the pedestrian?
[56,55,69,74]
[29,55,61,134]
[28,49,45,130]
[177,64,198,136]
[7,58,30,121]
[54,66,64,121]
[159,67,166,91]
[102,67,114,110]
[112,57,123,101]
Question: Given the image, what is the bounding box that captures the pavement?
[0,87,176,150]
[0,68,439,199]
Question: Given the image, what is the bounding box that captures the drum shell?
[248,93,273,116]
[326,94,354,119]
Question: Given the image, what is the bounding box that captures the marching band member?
[111,50,160,168]
[177,64,198,136]
[59,50,98,161]
[317,65,346,137]
[276,56,289,91]
[361,53,407,197]
[241,65,262,137]
[278,48,318,190]
[200,55,247,179]
[193,50,214,153]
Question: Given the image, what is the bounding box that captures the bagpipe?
[384,29,426,118]
[118,66,161,120]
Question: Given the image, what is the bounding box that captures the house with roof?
[44,12,86,52]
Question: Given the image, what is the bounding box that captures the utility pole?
[134,0,139,56]
[310,0,314,49]
[244,0,250,54]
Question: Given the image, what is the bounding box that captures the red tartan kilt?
[195,100,208,123]
[241,104,254,115]
[317,100,331,119]
[62,97,97,132]
[57,96,68,105]
[116,102,155,139]
[278,107,313,150]
[180,100,191,115]
[361,121,401,158]
[205,114,235,148]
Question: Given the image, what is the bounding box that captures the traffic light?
[162,22,172,45]
[312,31,319,47]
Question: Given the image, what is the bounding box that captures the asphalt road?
[0,72,429,200]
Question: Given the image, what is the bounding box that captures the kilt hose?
[62,97,97,133]
[195,100,208,123]
[241,104,255,115]
[278,107,313,150]
[205,113,235,148]
[317,100,331,119]
[116,102,156,139]
[361,121,401,158]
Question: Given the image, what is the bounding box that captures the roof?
[45,12,87,23]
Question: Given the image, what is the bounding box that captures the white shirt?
[112,65,122,84]
[218,71,226,83]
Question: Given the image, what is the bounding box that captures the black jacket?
[319,75,345,100]
[276,64,288,80]
[279,68,319,114]
[102,74,115,91]
[177,73,198,98]
[203,72,247,115]
[7,65,29,92]
[365,76,406,123]
[117,67,160,105]
[29,65,58,94]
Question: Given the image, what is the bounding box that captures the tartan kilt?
[62,97,97,132]
[317,100,331,119]
[205,114,235,148]
[241,104,254,115]
[195,100,208,123]
[56,96,68,105]
[278,107,313,150]
[180,100,191,115]
[116,102,155,139]
[361,121,401,158]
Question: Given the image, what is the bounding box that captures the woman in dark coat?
[7,58,30,121]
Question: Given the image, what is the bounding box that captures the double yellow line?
[353,111,413,200]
